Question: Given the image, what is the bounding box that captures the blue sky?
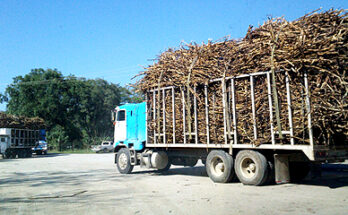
[0,0,347,111]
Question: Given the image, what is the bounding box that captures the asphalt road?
[0,153,348,215]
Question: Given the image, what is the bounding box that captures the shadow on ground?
[32,153,69,158]
[0,153,68,162]
[131,166,208,177]
[131,164,348,188]
[294,164,348,189]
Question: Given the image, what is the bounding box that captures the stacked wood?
[0,112,45,130]
[137,9,347,146]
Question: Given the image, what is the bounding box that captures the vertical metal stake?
[153,90,157,144]
[163,89,166,144]
[267,72,275,145]
[304,72,314,146]
[182,88,186,144]
[222,80,228,145]
[285,73,294,145]
[172,87,176,144]
[145,93,148,144]
[204,85,210,145]
[250,75,258,140]
[194,86,198,144]
[231,78,238,145]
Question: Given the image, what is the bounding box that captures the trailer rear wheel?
[206,150,235,183]
[24,149,31,158]
[184,157,198,167]
[18,150,25,158]
[235,150,268,186]
[116,148,134,174]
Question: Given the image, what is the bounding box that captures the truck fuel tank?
[141,151,169,169]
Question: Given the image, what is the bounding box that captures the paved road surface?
[0,154,347,215]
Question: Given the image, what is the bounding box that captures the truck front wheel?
[206,150,235,183]
[116,148,134,174]
[234,150,268,186]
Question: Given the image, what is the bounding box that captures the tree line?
[0,68,142,150]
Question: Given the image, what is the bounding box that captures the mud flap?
[274,154,290,184]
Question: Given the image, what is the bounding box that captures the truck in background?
[111,71,348,186]
[0,128,46,158]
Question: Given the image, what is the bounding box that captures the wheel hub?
[210,157,225,177]
[118,153,128,170]
[241,158,256,179]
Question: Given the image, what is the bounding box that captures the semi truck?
[112,70,348,185]
[0,128,45,158]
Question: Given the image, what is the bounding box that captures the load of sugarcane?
[0,112,45,130]
[136,9,347,147]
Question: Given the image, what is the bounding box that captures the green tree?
[2,68,131,150]
[124,86,144,103]
[47,125,69,151]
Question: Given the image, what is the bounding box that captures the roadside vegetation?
[49,148,95,154]
[0,68,142,151]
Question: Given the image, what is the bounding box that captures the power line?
[0,65,145,86]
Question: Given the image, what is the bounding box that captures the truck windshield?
[117,110,125,121]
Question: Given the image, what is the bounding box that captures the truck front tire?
[234,150,269,186]
[206,150,235,183]
[116,148,134,174]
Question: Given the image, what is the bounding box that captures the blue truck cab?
[113,102,146,152]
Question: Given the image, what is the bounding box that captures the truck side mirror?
[111,110,115,122]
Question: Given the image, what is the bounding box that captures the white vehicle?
[91,141,114,153]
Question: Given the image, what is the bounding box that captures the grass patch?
[49,148,95,154]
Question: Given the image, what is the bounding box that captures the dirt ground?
[0,153,347,215]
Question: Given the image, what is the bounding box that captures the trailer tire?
[235,150,269,186]
[18,150,25,158]
[264,160,275,185]
[116,148,134,174]
[5,149,12,159]
[206,150,235,183]
[24,149,31,158]
[184,157,198,167]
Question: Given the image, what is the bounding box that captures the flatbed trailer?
[113,70,348,185]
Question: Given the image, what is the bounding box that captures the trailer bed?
[145,70,348,161]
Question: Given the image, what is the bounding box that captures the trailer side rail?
[146,70,316,160]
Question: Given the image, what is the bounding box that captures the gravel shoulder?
[0,154,348,215]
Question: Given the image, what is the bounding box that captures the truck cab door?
[114,109,127,143]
